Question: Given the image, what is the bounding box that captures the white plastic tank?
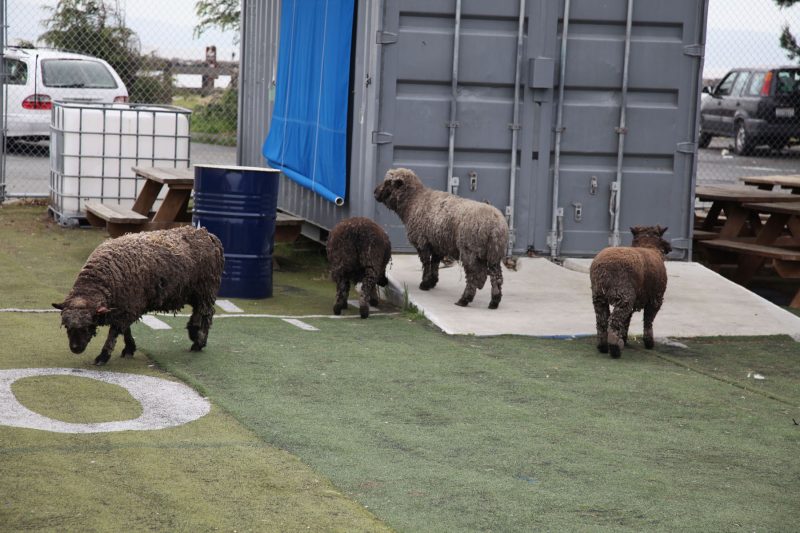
[50,102,191,222]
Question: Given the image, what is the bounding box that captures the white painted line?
[157,312,399,319]
[0,368,210,433]
[215,300,244,313]
[0,308,59,313]
[140,315,172,330]
[282,318,319,331]
[348,300,379,312]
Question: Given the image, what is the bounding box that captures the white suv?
[2,47,129,142]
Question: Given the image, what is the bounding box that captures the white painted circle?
[0,368,210,433]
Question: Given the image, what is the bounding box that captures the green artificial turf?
[143,314,800,532]
[2,203,799,532]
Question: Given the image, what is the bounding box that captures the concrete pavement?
[384,255,800,340]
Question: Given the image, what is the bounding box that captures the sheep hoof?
[369,297,380,307]
[121,349,135,358]
[597,343,609,354]
[488,297,500,309]
[419,280,435,291]
[609,345,622,359]
[455,298,469,307]
[333,306,343,316]
[190,342,204,352]
[93,352,110,366]
[644,337,655,349]
[360,306,370,319]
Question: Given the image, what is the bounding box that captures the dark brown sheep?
[590,225,671,358]
[53,225,224,365]
[374,167,509,309]
[326,217,392,319]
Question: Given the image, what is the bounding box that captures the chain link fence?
[2,0,238,200]
[699,0,800,187]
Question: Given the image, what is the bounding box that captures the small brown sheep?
[590,225,671,358]
[326,217,392,319]
[53,226,224,365]
[373,167,509,309]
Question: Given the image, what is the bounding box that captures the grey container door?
[374,0,543,253]
[531,0,706,257]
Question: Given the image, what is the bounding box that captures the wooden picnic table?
[740,174,800,194]
[700,199,800,307]
[695,185,798,239]
[85,166,194,237]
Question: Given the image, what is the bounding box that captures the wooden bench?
[84,202,148,238]
[702,239,800,262]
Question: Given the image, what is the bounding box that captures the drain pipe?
[506,0,526,257]
[446,0,462,195]
[548,0,571,258]
[610,0,634,247]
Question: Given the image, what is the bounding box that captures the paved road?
[2,141,237,197]
[3,137,800,197]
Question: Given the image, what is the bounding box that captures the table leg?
[718,203,748,239]
[733,213,790,284]
[132,180,164,216]
[152,189,192,223]
[700,202,723,231]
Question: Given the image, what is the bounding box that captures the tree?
[38,0,141,90]
[776,0,800,60]
[194,0,241,38]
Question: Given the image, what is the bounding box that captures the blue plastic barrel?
[193,165,280,298]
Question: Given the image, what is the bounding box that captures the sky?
[4,0,800,74]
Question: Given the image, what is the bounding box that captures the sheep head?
[374,167,423,213]
[630,225,672,256]
[52,298,109,354]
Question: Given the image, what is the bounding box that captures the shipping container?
[239,0,709,259]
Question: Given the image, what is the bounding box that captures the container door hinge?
[677,142,697,154]
[371,131,393,144]
[683,44,704,58]
[376,31,398,45]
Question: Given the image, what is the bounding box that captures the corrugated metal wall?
[239,0,708,258]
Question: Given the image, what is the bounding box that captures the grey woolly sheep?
[590,225,671,358]
[374,167,509,308]
[326,217,392,319]
[53,225,224,365]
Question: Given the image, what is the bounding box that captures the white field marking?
[347,300,379,312]
[0,368,210,433]
[140,315,172,330]
[156,312,399,319]
[215,300,244,313]
[0,308,59,313]
[282,318,320,331]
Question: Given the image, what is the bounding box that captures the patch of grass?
[143,313,800,533]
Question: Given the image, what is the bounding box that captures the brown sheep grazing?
[374,167,509,309]
[326,217,392,319]
[53,226,224,365]
[590,225,671,358]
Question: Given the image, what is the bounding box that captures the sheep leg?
[418,247,441,290]
[359,269,379,319]
[332,279,350,315]
[592,294,610,354]
[488,263,503,309]
[368,282,381,307]
[608,301,634,359]
[643,298,662,349]
[187,304,214,352]
[621,313,633,346]
[120,326,136,358]
[95,326,121,366]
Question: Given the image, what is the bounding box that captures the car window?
[2,58,28,85]
[715,72,738,96]
[775,69,800,95]
[745,72,766,96]
[731,72,750,97]
[41,59,118,89]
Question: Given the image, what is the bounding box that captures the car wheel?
[734,122,754,156]
[698,132,712,148]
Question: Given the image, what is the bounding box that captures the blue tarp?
[262,0,354,206]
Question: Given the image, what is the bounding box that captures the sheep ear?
[657,225,668,236]
[96,306,111,315]
[52,302,65,310]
